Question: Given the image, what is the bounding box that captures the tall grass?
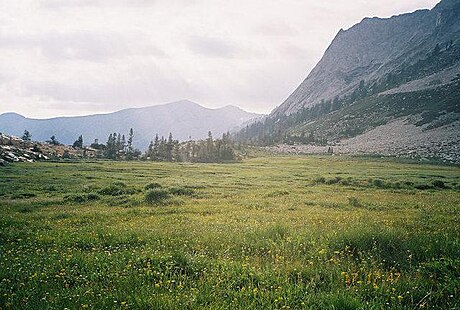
[0,156,458,309]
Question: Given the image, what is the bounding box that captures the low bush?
[144,182,163,190]
[64,194,87,203]
[65,193,100,203]
[99,182,135,196]
[86,193,100,200]
[145,188,170,204]
[169,186,195,196]
[326,176,342,185]
[11,192,37,199]
[432,180,448,189]
[348,197,362,208]
[414,183,433,190]
[313,176,326,184]
[372,179,385,188]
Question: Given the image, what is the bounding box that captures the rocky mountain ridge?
[273,0,460,115]
[235,0,460,163]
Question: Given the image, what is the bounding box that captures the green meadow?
[0,156,459,309]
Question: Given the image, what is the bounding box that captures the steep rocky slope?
[237,0,460,163]
[273,0,460,115]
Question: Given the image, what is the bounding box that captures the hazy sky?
[0,0,439,118]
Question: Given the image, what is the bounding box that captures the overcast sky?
[0,0,440,118]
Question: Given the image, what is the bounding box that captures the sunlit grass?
[0,156,459,309]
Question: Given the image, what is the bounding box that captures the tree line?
[146,131,236,163]
[20,128,238,162]
[89,128,141,160]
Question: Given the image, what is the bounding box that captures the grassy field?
[0,156,459,309]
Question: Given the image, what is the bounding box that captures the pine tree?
[206,131,215,162]
[147,141,154,159]
[22,130,32,141]
[47,135,60,145]
[121,135,126,152]
[127,128,134,158]
[72,135,83,148]
[105,133,117,159]
[153,134,160,161]
[165,133,174,161]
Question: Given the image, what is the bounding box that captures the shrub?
[99,183,135,196]
[145,182,163,190]
[432,180,447,189]
[145,188,170,204]
[64,194,87,203]
[169,186,195,196]
[372,179,385,188]
[44,185,57,192]
[348,197,362,208]
[326,177,342,185]
[64,193,99,203]
[11,192,37,199]
[313,176,326,184]
[86,193,100,200]
[112,181,127,187]
[414,183,433,190]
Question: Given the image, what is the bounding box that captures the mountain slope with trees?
[236,0,460,162]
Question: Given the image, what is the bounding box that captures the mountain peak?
[172,99,201,106]
[0,100,263,148]
[273,0,460,115]
[0,112,25,119]
[220,105,243,111]
[434,0,460,10]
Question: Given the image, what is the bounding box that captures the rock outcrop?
[0,133,96,165]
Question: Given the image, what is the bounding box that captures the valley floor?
[0,156,459,309]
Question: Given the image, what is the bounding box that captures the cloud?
[40,0,158,9]
[187,36,238,58]
[0,0,441,117]
[277,43,314,60]
[20,61,199,107]
[0,32,166,62]
[253,21,299,36]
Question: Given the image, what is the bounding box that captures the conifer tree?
[22,130,32,141]
[72,135,83,148]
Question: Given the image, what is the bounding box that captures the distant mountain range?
[238,0,460,163]
[0,100,262,149]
